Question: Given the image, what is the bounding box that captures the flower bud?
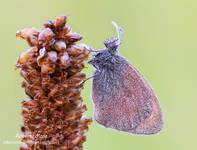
[48,51,57,63]
[54,41,67,51]
[17,49,32,65]
[54,16,67,28]
[38,28,54,42]
[16,28,39,39]
[60,52,70,68]
[66,32,82,43]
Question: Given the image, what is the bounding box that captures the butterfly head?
[104,37,119,54]
[88,22,124,70]
[88,50,112,70]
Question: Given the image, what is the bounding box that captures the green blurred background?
[0,0,197,149]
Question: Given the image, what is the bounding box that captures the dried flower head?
[16,16,92,150]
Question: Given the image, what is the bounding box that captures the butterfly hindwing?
[92,58,163,134]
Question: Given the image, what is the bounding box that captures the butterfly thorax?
[89,49,126,71]
[92,54,127,99]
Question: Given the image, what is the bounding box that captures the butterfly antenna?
[112,21,124,45]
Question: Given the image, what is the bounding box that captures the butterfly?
[88,22,163,135]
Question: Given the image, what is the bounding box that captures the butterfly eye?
[95,52,102,58]
[95,59,101,63]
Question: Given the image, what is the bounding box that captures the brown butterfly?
[88,22,163,135]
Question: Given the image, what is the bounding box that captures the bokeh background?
[0,0,197,149]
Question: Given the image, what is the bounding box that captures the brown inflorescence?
[16,16,92,150]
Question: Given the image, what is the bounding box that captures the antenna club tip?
[111,21,124,43]
[111,21,119,28]
[111,21,117,25]
[111,21,124,32]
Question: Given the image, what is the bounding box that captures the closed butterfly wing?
[92,59,163,134]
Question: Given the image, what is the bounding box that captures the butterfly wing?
[130,94,163,134]
[92,60,163,134]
